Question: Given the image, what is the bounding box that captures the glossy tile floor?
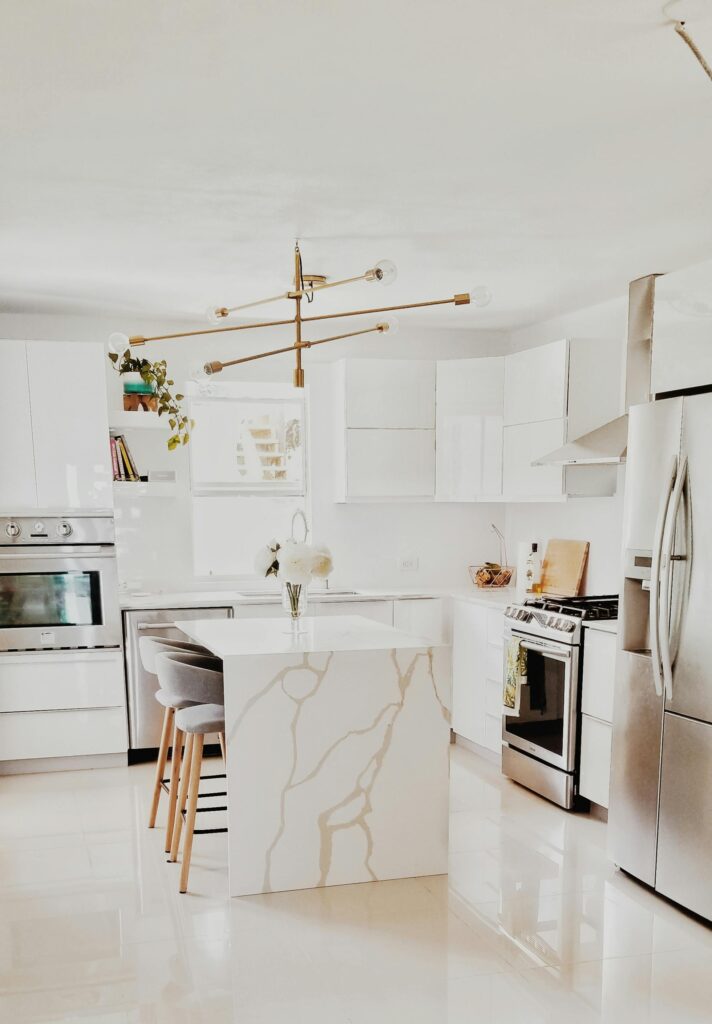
[2,745,712,1022]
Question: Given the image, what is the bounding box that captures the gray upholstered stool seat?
[175,702,225,735]
[155,689,196,711]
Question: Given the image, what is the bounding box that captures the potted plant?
[107,346,193,450]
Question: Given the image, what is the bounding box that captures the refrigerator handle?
[660,456,688,702]
[650,457,677,698]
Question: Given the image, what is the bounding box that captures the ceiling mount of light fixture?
[109,242,490,390]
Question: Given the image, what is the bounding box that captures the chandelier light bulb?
[377,315,399,335]
[205,305,228,325]
[468,285,492,308]
[190,364,208,381]
[373,259,398,285]
[108,332,129,355]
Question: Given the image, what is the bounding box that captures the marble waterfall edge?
[223,645,451,897]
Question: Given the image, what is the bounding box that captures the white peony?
[278,541,315,585]
[254,544,279,578]
[310,545,333,579]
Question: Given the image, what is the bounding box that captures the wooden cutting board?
[540,539,589,597]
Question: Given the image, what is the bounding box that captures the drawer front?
[485,643,503,683]
[486,609,505,648]
[0,651,125,713]
[0,708,128,761]
[579,715,612,808]
[485,676,503,717]
[581,628,617,723]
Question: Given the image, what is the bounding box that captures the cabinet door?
[436,358,504,501]
[393,598,446,643]
[581,628,617,723]
[346,429,435,498]
[502,419,565,500]
[0,650,125,713]
[345,359,435,428]
[504,340,568,426]
[652,260,712,396]
[315,600,393,625]
[451,600,487,746]
[0,707,127,761]
[27,342,113,509]
[0,341,37,509]
[579,715,612,808]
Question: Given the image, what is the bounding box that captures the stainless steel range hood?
[533,274,659,467]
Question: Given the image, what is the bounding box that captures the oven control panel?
[0,516,114,546]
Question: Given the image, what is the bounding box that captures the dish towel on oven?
[503,638,527,717]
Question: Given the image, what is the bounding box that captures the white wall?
[505,293,628,595]
[0,311,510,592]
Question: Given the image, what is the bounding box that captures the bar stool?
[139,637,211,850]
[155,650,226,893]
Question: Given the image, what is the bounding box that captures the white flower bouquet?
[254,538,333,620]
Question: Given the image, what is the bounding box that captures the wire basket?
[468,564,515,589]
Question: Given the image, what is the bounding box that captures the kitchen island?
[175,614,451,897]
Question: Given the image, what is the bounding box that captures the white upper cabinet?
[1,341,112,512]
[504,339,568,426]
[334,359,436,501]
[0,341,38,509]
[652,260,712,396]
[503,418,566,500]
[344,359,435,428]
[436,357,504,501]
[346,429,435,498]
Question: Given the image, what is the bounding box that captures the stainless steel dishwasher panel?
[123,606,232,749]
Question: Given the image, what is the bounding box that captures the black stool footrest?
[193,827,228,835]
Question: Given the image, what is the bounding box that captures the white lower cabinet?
[315,600,394,625]
[0,708,127,761]
[580,716,612,808]
[393,598,446,643]
[579,625,618,808]
[452,599,505,757]
[0,650,127,763]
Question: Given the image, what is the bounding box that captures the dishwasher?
[123,605,233,759]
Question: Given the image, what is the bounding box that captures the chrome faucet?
[290,508,309,544]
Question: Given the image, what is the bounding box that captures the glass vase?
[282,581,307,633]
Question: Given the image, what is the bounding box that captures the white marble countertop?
[175,614,443,658]
[119,583,513,611]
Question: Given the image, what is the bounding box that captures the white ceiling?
[1,0,712,331]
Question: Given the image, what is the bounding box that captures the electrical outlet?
[398,555,419,572]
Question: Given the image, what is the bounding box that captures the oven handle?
[518,639,573,661]
[137,622,183,631]
[0,546,116,559]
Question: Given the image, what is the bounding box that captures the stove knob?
[5,521,21,538]
[562,620,576,632]
[56,521,73,538]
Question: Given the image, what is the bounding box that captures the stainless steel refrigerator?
[609,392,712,920]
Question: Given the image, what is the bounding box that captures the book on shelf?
[110,433,140,481]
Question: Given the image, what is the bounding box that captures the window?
[187,381,309,577]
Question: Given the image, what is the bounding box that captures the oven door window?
[504,648,567,757]
[0,572,103,628]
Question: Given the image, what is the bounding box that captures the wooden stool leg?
[180,734,204,894]
[149,706,174,828]
[218,732,226,761]
[165,724,184,853]
[169,732,194,863]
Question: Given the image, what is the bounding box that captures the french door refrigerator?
[608,392,712,920]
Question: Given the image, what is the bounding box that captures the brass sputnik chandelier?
[109,243,491,389]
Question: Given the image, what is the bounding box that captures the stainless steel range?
[0,515,121,652]
[502,594,618,809]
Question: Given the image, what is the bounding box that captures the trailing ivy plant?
[108,349,194,450]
